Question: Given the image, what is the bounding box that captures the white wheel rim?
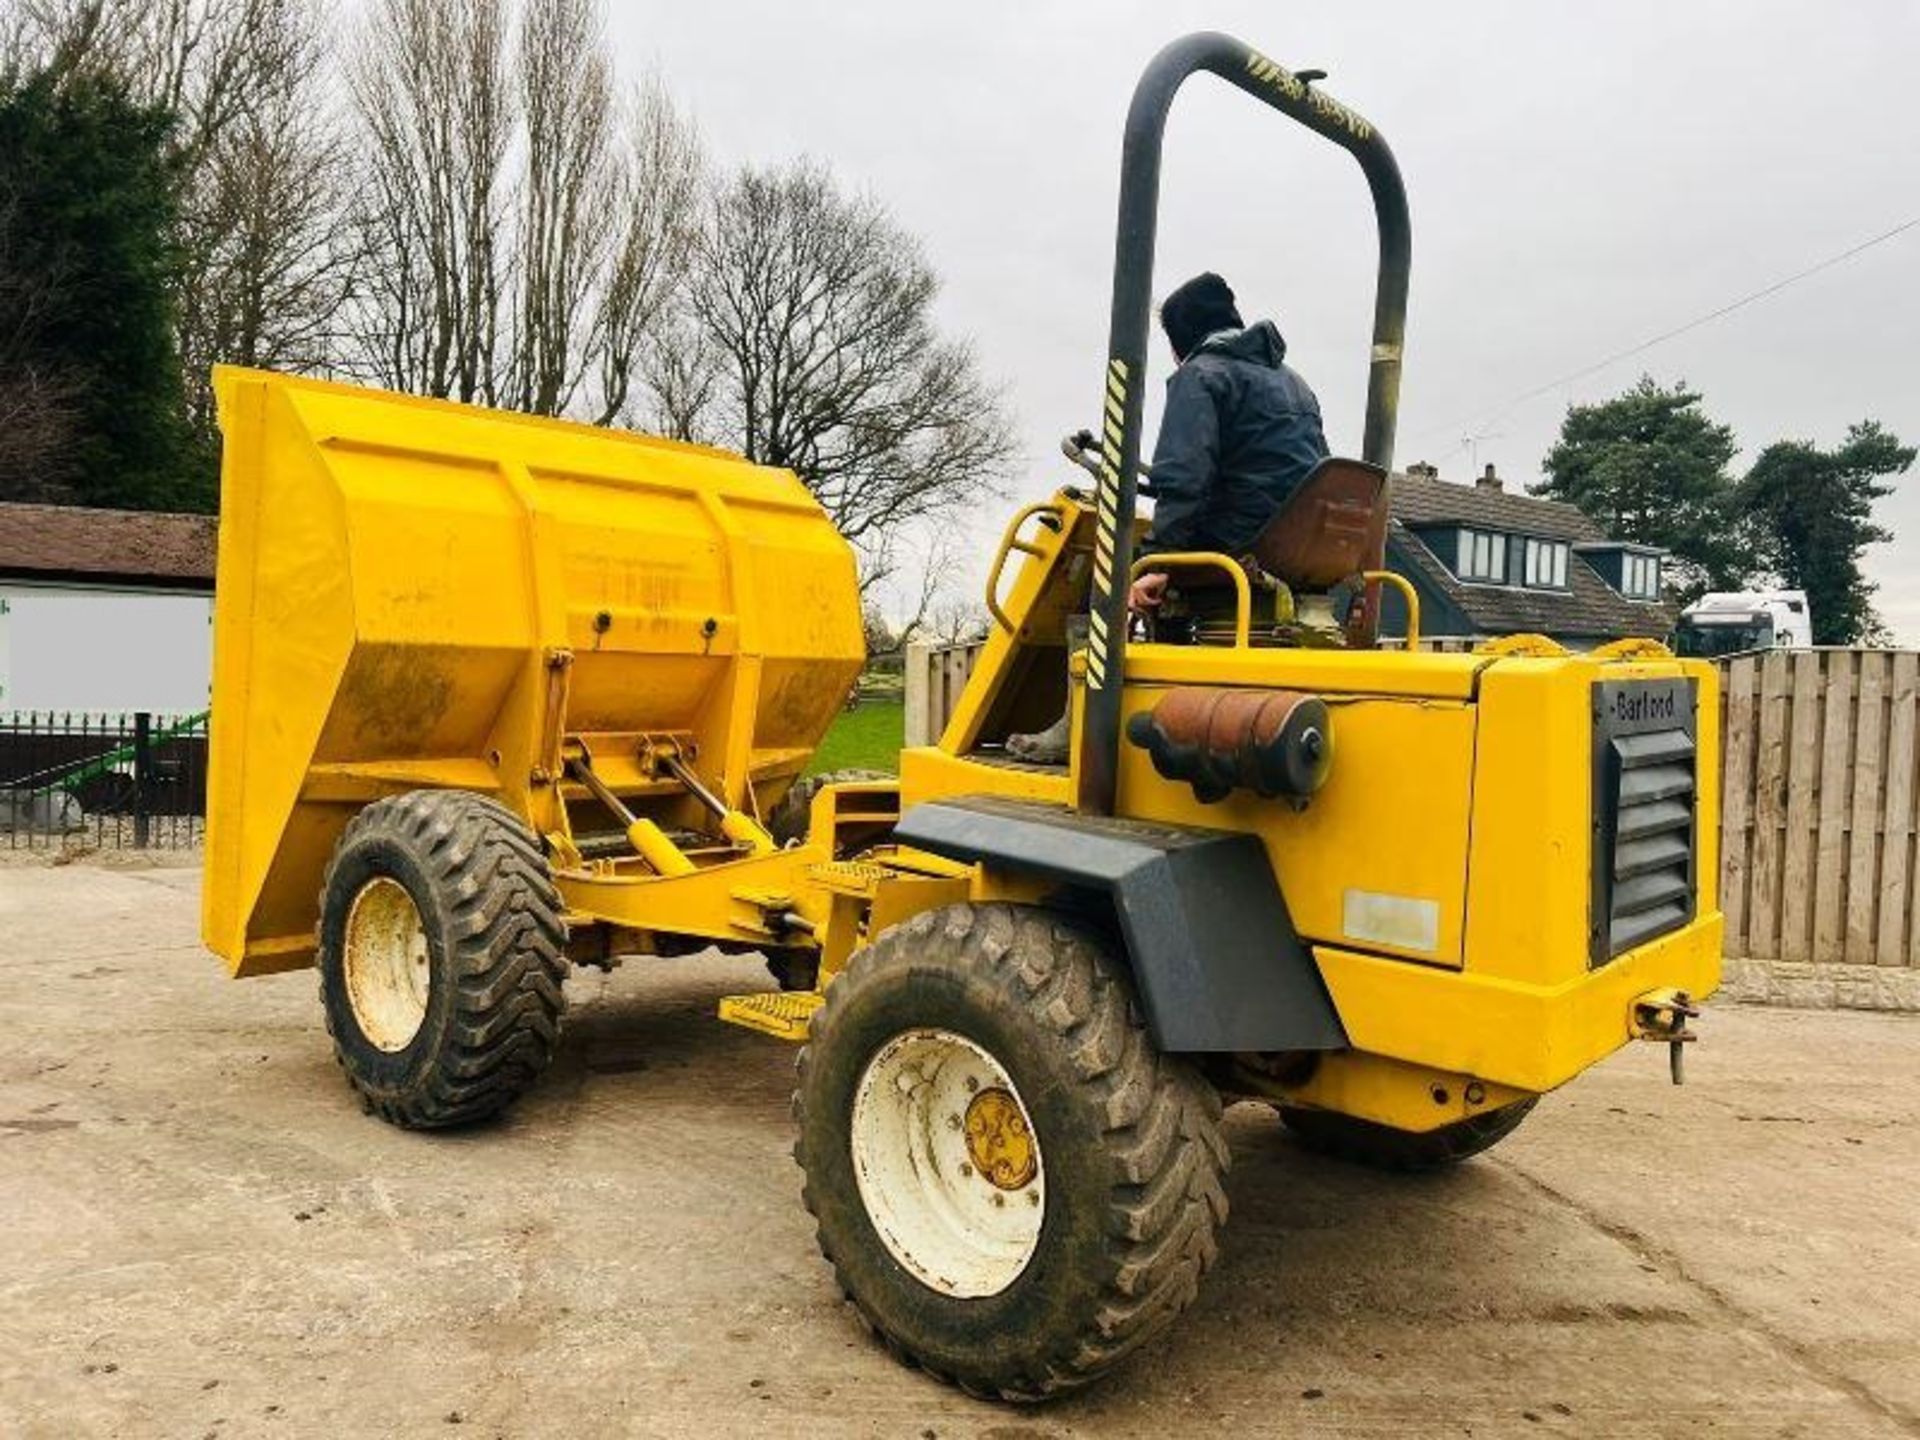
[342,877,431,1052]
[849,1028,1045,1299]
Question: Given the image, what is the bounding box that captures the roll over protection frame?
[1077,32,1412,816]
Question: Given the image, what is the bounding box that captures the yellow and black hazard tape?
[1087,356,1130,692]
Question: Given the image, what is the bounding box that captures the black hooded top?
[1141,320,1329,558]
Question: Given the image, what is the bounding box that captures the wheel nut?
[958,1162,972,1177]
[964,1075,979,1093]
[992,1194,1005,1208]
[947,1114,962,1130]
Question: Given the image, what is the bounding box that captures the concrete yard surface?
[2,859,1917,1439]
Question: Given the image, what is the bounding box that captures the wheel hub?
[965,1088,1037,1190]
[849,1029,1045,1298]
[342,876,430,1052]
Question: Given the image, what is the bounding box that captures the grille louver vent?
[1592,679,1698,966]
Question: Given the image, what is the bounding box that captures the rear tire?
[1278,1097,1537,1172]
[794,902,1228,1401]
[317,790,568,1129]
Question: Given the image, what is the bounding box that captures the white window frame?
[1621,552,1660,599]
[1458,528,1508,583]
[1523,538,1569,589]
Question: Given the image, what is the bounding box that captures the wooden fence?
[903,643,983,752]
[1719,649,1917,968]
[904,643,1920,979]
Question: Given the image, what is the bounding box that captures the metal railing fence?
[0,710,209,850]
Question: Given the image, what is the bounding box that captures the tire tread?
[317,790,568,1129]
[794,901,1228,1401]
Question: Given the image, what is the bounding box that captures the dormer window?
[1621,553,1660,600]
[1458,528,1507,582]
[1571,542,1666,602]
[1523,538,1569,589]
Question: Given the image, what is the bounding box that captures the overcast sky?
[609,1,1920,638]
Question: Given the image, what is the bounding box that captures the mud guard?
[893,794,1347,1054]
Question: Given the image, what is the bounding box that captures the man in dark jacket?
[1009,272,1328,762]
[1127,271,1329,614]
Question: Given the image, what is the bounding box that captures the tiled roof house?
[1379,463,1672,647]
[0,503,216,593]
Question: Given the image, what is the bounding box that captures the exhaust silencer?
[1126,687,1332,806]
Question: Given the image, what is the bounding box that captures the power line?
[1412,212,1920,460]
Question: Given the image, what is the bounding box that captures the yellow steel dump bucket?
[204,368,863,976]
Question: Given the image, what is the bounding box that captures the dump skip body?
[203,369,864,975]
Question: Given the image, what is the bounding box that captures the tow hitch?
[1631,988,1700,1084]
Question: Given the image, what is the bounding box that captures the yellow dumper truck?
[203,32,1720,1400]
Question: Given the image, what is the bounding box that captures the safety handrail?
[1078,31,1410,817]
[984,501,1066,634]
[1358,569,1419,650]
[1134,553,1253,648]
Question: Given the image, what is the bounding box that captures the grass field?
[805,697,904,775]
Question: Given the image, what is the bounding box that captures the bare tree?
[593,77,702,426]
[4,1,141,87]
[4,0,1017,571]
[344,0,708,424]
[660,158,1017,577]
[173,1,355,431]
[857,526,990,650]
[925,596,989,647]
[345,0,706,426]
[507,0,612,415]
[347,0,512,403]
[641,296,723,440]
[7,1,316,180]
[6,0,356,433]
[857,547,985,659]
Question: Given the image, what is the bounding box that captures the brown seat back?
[1248,456,1390,590]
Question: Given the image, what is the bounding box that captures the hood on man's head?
[1200,319,1288,369]
[1160,272,1242,359]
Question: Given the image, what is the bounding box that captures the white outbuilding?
[0,502,216,715]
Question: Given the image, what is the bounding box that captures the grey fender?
[892,793,1347,1054]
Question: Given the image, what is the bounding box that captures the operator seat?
[1148,456,1391,646]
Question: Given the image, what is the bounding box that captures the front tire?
[1278,1097,1537,1172]
[794,902,1228,1401]
[317,790,568,1129]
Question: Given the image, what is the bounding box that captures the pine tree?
[1535,376,1750,600]
[1738,422,1913,645]
[0,69,207,512]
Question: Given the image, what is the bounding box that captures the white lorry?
[1672,589,1813,658]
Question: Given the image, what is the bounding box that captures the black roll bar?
[1076,31,1412,816]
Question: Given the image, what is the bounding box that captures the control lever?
[1061,430,1156,497]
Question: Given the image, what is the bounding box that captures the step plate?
[809,859,890,895]
[717,990,823,1042]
